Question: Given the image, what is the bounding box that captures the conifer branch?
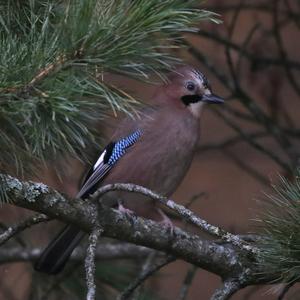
[0,0,217,174]
[0,172,286,298]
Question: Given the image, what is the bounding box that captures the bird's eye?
[186,82,196,91]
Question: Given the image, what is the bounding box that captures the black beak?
[201,94,224,104]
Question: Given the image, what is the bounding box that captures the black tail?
[34,225,85,274]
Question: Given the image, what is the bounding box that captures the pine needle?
[256,170,300,283]
[0,0,218,174]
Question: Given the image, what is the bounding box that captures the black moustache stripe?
[181,95,202,106]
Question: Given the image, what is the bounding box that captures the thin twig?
[210,280,241,300]
[224,0,242,88]
[185,38,293,158]
[131,251,157,300]
[0,214,49,246]
[39,262,82,300]
[0,222,26,247]
[117,255,175,300]
[0,55,67,94]
[178,265,198,300]
[222,3,293,158]
[222,104,257,123]
[236,23,261,77]
[29,56,66,87]
[272,0,300,97]
[205,3,299,18]
[0,243,156,264]
[184,192,206,209]
[195,29,300,71]
[91,183,256,253]
[85,226,103,300]
[213,108,291,172]
[185,40,234,90]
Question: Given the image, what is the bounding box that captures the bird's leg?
[117,199,135,217]
[157,207,174,235]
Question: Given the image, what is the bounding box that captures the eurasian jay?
[34,65,224,274]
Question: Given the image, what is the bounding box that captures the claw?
[157,208,174,236]
[118,200,135,217]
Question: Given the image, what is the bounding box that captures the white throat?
[188,101,205,118]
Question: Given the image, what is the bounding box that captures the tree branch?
[117,255,175,300]
[128,251,157,300]
[85,226,103,300]
[91,183,255,253]
[196,29,300,71]
[178,265,198,300]
[0,214,49,246]
[210,280,242,300]
[0,243,155,265]
[1,174,250,276]
[0,173,281,298]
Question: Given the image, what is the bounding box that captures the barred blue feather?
[108,130,142,165]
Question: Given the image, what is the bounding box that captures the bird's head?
[164,66,224,118]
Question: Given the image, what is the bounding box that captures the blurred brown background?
[161,1,300,299]
[1,0,300,299]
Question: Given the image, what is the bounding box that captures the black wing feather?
[77,146,114,199]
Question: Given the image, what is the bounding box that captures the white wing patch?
[93,150,106,170]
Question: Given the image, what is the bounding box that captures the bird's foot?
[117,200,135,217]
[157,208,174,236]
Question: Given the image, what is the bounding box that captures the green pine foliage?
[0,0,218,174]
[256,172,300,283]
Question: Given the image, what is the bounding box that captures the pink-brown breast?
[101,105,200,219]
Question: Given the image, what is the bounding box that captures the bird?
[34,65,224,274]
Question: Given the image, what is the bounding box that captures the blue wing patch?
[77,129,142,199]
[107,130,142,166]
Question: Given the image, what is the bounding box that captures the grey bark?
[0,173,277,299]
